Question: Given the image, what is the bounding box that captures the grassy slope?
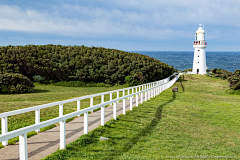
[0,84,128,148]
[43,75,240,159]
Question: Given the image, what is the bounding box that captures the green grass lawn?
[0,84,129,148]
[42,75,240,160]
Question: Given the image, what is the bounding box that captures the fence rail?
[0,72,181,160]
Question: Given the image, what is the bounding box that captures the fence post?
[59,104,63,117]
[113,102,117,120]
[155,87,156,96]
[77,100,80,117]
[132,88,134,94]
[145,89,147,101]
[154,88,155,97]
[101,94,104,103]
[151,88,153,98]
[141,91,143,104]
[60,120,66,149]
[117,91,119,103]
[148,89,150,100]
[90,97,93,112]
[136,94,138,107]
[110,93,112,105]
[139,86,141,96]
[101,94,105,126]
[84,112,88,134]
[1,117,8,146]
[158,83,160,95]
[35,109,40,133]
[128,89,130,99]
[130,96,133,110]
[123,90,126,114]
[19,133,28,160]
[123,98,126,115]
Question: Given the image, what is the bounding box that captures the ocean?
[133,51,240,73]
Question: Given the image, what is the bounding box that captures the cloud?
[0,0,240,44]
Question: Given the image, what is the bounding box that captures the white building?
[192,24,207,75]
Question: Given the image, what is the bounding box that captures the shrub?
[234,70,240,76]
[125,76,131,84]
[206,73,213,77]
[228,69,240,90]
[226,88,240,95]
[0,73,34,94]
[233,81,240,90]
[211,68,217,73]
[33,75,45,84]
[183,68,192,72]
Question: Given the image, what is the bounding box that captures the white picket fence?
[0,72,181,160]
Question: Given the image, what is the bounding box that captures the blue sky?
[0,0,240,51]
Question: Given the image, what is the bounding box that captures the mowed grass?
[0,84,129,148]
[43,75,240,160]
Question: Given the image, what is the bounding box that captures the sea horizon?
[130,51,240,73]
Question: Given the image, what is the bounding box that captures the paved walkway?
[0,94,146,160]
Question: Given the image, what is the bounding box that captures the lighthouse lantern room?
[192,24,207,75]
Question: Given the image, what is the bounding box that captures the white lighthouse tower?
[192,24,207,74]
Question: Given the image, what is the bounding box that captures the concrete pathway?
[0,94,146,160]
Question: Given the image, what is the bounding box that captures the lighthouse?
[192,24,207,75]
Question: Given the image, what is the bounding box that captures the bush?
[206,73,213,77]
[228,69,240,90]
[125,76,131,84]
[183,68,192,72]
[226,88,240,95]
[33,75,45,83]
[233,81,240,90]
[211,68,217,73]
[234,70,240,76]
[0,73,34,94]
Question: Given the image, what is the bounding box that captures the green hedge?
[0,73,34,94]
[0,45,176,84]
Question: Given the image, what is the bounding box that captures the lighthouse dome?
[196,27,205,33]
[195,24,205,41]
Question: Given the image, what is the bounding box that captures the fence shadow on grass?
[111,91,177,158]
[177,76,187,93]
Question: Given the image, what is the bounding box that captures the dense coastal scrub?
[43,75,240,159]
[0,45,176,85]
[0,73,34,94]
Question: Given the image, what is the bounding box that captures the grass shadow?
[114,92,176,157]
[176,76,186,93]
